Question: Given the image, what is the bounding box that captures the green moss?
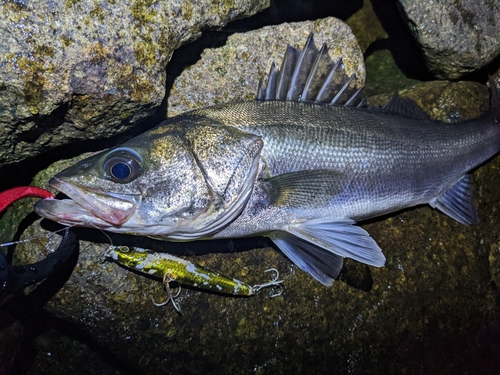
[398,81,489,121]
[119,109,133,120]
[181,1,193,21]
[130,0,166,68]
[209,0,236,18]
[89,0,105,22]
[61,35,73,47]
[3,34,57,114]
[0,0,27,12]
[131,0,159,23]
[346,0,388,53]
[64,0,81,8]
[23,79,44,115]
[364,49,419,96]
[134,40,156,68]
[34,44,55,58]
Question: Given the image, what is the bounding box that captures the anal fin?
[430,174,478,225]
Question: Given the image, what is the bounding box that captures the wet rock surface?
[4,24,500,375]
[0,0,269,167]
[398,0,500,79]
[345,0,388,54]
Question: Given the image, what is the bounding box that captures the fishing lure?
[108,246,283,313]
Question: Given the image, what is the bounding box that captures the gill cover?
[184,125,263,204]
[169,124,264,238]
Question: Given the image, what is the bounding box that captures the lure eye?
[103,148,143,183]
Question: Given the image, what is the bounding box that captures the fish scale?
[191,100,498,186]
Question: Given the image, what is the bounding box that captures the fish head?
[35,121,263,239]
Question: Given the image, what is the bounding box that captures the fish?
[34,34,500,286]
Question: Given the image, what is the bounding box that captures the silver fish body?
[192,99,498,224]
[34,35,500,285]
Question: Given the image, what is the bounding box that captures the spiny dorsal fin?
[256,33,364,106]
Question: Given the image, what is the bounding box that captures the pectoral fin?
[430,174,478,225]
[262,169,345,208]
[270,218,386,286]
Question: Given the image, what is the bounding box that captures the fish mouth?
[34,177,138,226]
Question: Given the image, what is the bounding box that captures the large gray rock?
[0,0,269,167]
[398,0,500,79]
[168,17,365,116]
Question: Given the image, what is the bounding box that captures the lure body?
[109,247,254,296]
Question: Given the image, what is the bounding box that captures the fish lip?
[48,177,137,226]
[34,198,109,227]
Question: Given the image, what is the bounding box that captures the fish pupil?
[111,162,131,180]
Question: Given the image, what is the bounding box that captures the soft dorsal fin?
[256,33,364,106]
[382,93,431,120]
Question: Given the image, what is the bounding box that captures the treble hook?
[251,268,284,297]
[152,275,183,314]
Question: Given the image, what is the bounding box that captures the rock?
[0,316,23,375]
[0,0,269,167]
[167,17,365,116]
[345,0,388,54]
[366,80,490,122]
[398,80,490,121]
[398,0,500,79]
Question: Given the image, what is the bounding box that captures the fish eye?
[103,148,143,183]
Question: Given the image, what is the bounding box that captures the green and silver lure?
[108,246,283,313]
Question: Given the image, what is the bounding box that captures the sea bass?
[35,35,500,286]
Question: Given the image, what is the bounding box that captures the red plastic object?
[0,186,54,214]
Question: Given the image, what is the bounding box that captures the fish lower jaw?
[48,177,137,226]
[34,198,107,227]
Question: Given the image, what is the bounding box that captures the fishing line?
[0,225,73,248]
[87,222,114,247]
